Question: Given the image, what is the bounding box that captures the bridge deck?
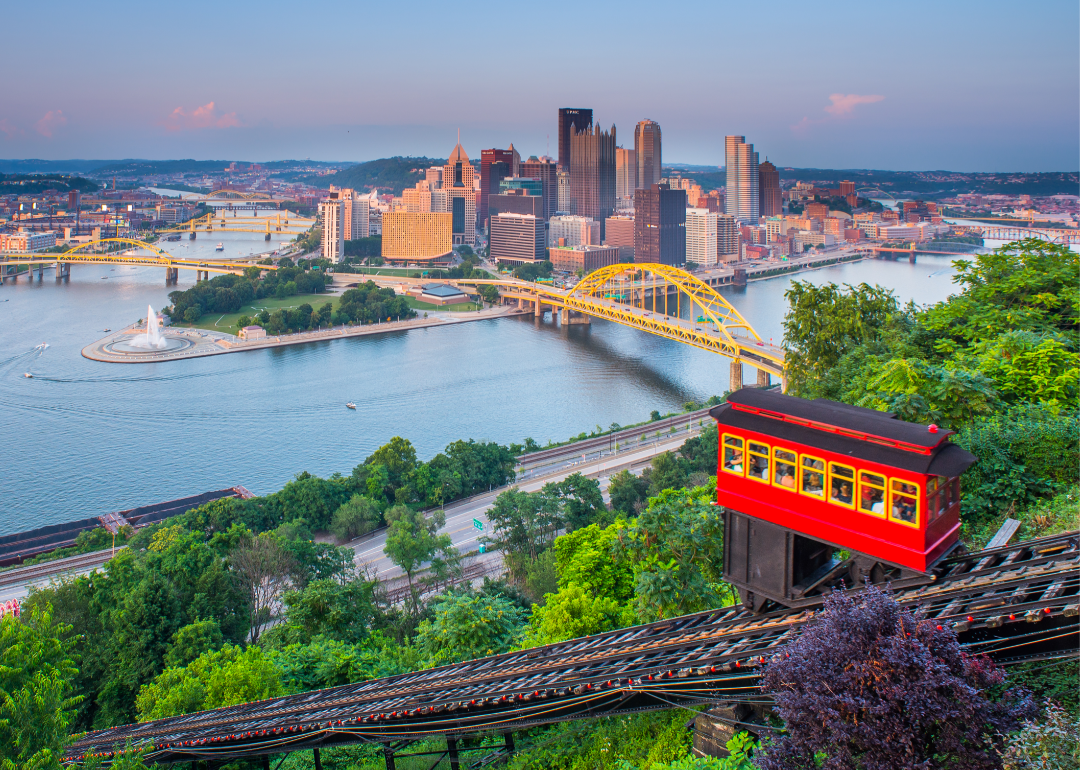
[66,531,1078,764]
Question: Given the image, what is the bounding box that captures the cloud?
[161,102,241,132]
[823,93,885,117]
[0,119,20,139]
[34,110,67,137]
[791,93,884,135]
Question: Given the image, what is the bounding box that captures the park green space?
[402,296,481,313]
[175,294,341,334]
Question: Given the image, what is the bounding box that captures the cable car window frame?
[799,454,827,500]
[746,441,770,484]
[721,434,746,477]
[772,448,798,491]
[858,471,887,519]
[888,477,921,528]
[828,462,856,509]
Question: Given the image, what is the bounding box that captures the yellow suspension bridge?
[460,263,786,384]
[0,238,277,283]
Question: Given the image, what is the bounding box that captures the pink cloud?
[34,110,67,137]
[823,93,885,116]
[0,119,20,139]
[791,93,885,135]
[161,102,241,132]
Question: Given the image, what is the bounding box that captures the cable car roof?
[711,390,977,477]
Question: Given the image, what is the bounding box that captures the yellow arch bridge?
[462,263,785,383]
[0,238,277,284]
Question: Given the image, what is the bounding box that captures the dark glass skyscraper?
[634,120,662,190]
[758,159,782,217]
[570,123,616,233]
[480,148,515,231]
[558,108,592,171]
[634,183,686,266]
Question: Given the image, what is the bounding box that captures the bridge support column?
[504,733,516,759]
[56,262,69,280]
[382,744,396,770]
[313,748,323,770]
[517,297,524,311]
[446,738,461,770]
[534,299,544,318]
[730,360,743,391]
[559,307,590,325]
[757,368,770,388]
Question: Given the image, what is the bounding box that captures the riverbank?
[81,304,522,363]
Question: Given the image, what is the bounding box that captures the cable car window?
[747,442,770,483]
[829,463,856,508]
[722,435,745,476]
[889,479,920,527]
[800,455,826,498]
[858,472,886,517]
[773,449,797,490]
[946,477,959,509]
[929,476,947,519]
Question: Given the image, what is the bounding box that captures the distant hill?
[305,157,449,195]
[0,173,98,194]
[0,159,117,175]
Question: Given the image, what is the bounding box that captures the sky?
[2,0,1077,171]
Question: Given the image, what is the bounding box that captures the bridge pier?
[559,307,590,325]
[166,267,179,284]
[757,368,770,388]
[189,231,196,240]
[56,262,69,280]
[730,360,743,391]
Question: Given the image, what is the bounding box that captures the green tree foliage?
[268,636,420,693]
[618,487,730,621]
[330,494,381,541]
[264,578,376,647]
[383,507,461,617]
[416,591,527,665]
[1002,701,1080,770]
[163,619,225,668]
[484,488,560,568]
[553,524,633,602]
[166,265,328,323]
[782,281,899,394]
[608,469,650,516]
[0,606,81,770]
[542,473,607,531]
[343,236,382,258]
[520,584,625,647]
[333,282,415,326]
[135,645,281,722]
[512,260,554,281]
[412,439,517,507]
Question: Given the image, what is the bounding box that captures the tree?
[757,586,1036,770]
[415,591,526,665]
[618,487,728,621]
[135,645,281,722]
[163,619,224,668]
[608,469,649,516]
[229,533,294,643]
[479,284,500,304]
[364,436,418,494]
[484,488,560,570]
[266,578,376,647]
[383,506,461,617]
[0,606,81,770]
[1001,701,1080,770]
[782,281,899,396]
[553,523,633,603]
[541,473,606,531]
[520,585,625,648]
[645,451,689,497]
[330,494,381,542]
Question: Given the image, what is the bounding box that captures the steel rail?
[66,531,1078,764]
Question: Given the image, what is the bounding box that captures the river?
[0,235,984,532]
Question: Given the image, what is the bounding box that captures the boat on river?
[346,402,356,410]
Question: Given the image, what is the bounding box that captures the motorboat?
[103,328,111,332]
[215,243,225,251]
[346,402,356,410]
[24,373,32,378]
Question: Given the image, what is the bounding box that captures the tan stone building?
[381,212,453,264]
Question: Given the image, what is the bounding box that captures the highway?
[0,420,707,602]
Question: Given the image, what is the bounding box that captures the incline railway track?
[67,531,1079,765]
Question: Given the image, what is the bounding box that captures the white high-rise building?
[548,214,599,248]
[686,208,718,267]
[319,196,345,261]
[615,147,637,200]
[556,169,571,213]
[725,136,759,225]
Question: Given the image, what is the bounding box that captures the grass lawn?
[402,296,483,312]
[174,294,341,334]
[338,267,420,277]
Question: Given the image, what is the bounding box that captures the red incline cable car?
[711,389,977,612]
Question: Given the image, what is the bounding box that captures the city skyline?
[1,0,1077,171]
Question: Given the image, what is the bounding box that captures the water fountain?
[129,304,169,349]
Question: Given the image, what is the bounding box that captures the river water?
[0,234,993,532]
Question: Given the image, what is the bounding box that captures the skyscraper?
[758,159,782,218]
[480,148,515,231]
[634,183,686,266]
[686,208,718,266]
[570,122,616,233]
[634,120,662,190]
[319,194,344,262]
[520,156,558,219]
[443,141,476,244]
[615,147,637,200]
[557,108,593,171]
[725,136,759,225]
[556,169,570,213]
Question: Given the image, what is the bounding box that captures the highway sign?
[473,518,484,531]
